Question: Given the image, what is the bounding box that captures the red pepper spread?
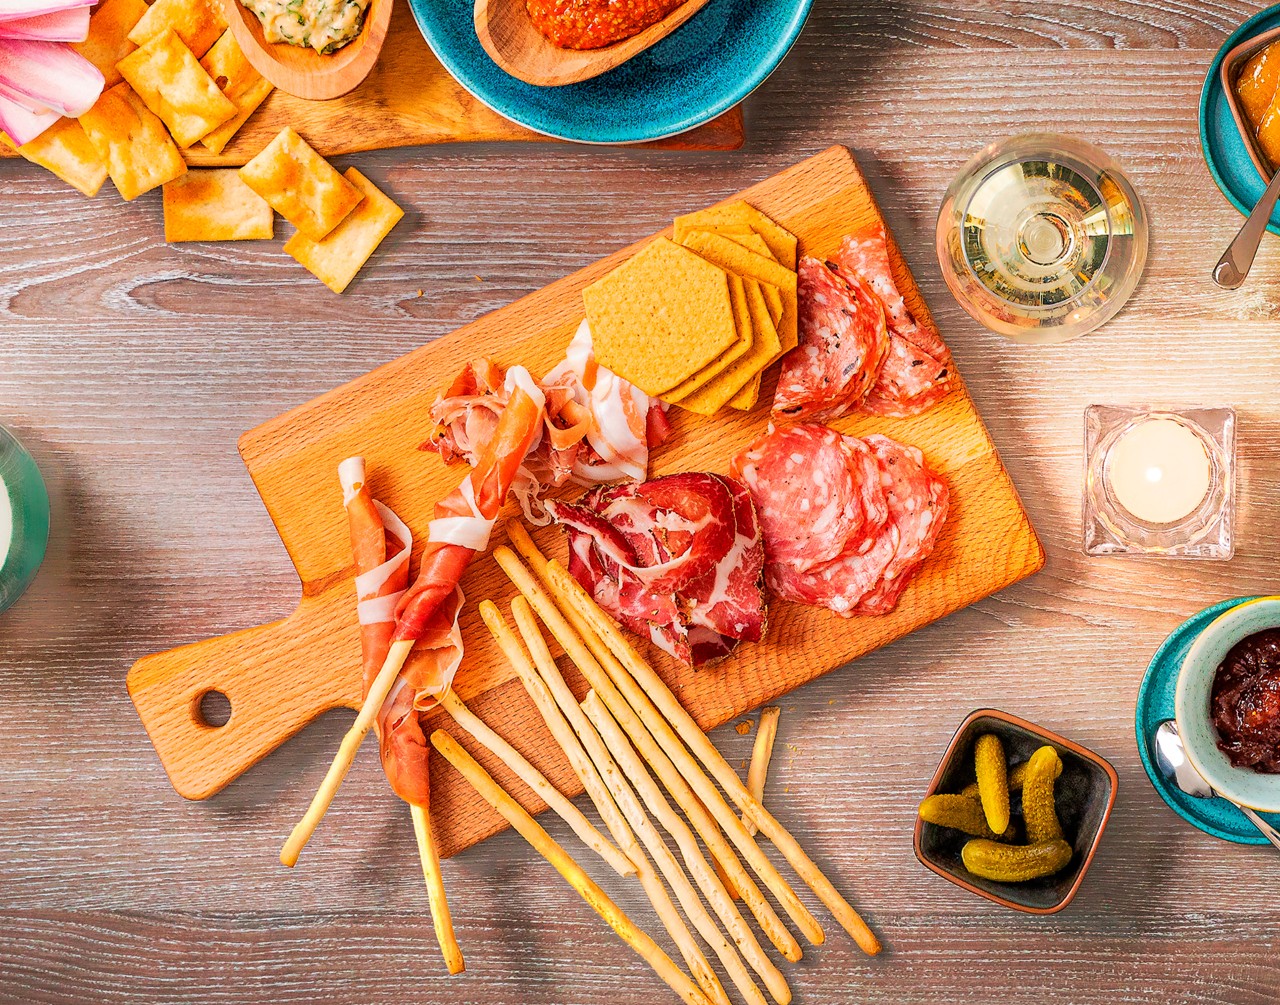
[526,0,684,49]
[1211,628,1280,773]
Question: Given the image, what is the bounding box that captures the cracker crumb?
[417,289,424,297]
[735,719,753,735]
[475,275,484,282]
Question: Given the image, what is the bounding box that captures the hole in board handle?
[195,689,232,728]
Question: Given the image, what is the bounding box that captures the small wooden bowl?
[474,0,712,88]
[223,0,393,100]
[914,709,1118,914]
[1221,24,1280,180]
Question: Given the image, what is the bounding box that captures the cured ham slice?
[547,472,767,666]
[732,424,947,618]
[832,224,953,417]
[772,257,888,421]
[425,322,669,522]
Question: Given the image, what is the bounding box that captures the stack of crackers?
[584,201,798,416]
[3,0,400,293]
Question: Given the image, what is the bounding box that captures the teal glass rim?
[0,424,50,614]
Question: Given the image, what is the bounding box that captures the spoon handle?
[1236,803,1280,852]
[1213,167,1280,289]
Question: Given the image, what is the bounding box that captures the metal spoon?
[1154,719,1280,850]
[1213,167,1280,289]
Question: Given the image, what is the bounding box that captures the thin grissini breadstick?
[546,561,882,957]
[496,538,811,958]
[478,601,634,855]
[430,730,714,1005]
[743,707,781,837]
[706,806,742,901]
[281,638,414,867]
[477,610,719,1005]
[410,802,465,975]
[585,692,787,1005]
[439,689,634,878]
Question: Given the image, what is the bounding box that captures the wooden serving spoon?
[474,0,712,88]
[223,0,393,100]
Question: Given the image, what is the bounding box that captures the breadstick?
[496,539,810,958]
[410,803,465,974]
[547,560,881,957]
[439,690,634,878]
[585,692,788,1005]
[743,707,781,837]
[430,730,713,1005]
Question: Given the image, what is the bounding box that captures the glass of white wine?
[0,424,49,614]
[936,134,1148,344]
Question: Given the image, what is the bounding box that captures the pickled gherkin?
[1022,746,1064,843]
[974,733,1010,834]
[959,757,1061,799]
[918,794,1013,840]
[961,838,1073,882]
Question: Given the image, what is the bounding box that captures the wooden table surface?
[3,1,1279,1002]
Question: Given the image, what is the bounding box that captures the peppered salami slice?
[854,434,949,614]
[766,525,900,616]
[731,424,870,573]
[859,337,952,418]
[771,258,889,421]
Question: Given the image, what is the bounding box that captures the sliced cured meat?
[854,434,949,615]
[832,224,953,417]
[772,257,888,421]
[730,423,885,573]
[547,472,767,666]
[732,423,948,618]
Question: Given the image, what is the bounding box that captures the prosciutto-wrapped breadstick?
[281,371,546,867]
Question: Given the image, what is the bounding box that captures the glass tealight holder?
[0,424,50,613]
[1083,405,1235,559]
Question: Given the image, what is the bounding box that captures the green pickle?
[973,734,1011,834]
[961,838,1073,882]
[1021,745,1064,843]
[918,794,1012,840]
[959,757,1061,799]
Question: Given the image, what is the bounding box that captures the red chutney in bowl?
[526,0,685,48]
[1211,627,1280,773]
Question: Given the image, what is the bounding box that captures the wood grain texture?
[3,0,1280,1001]
[0,0,744,164]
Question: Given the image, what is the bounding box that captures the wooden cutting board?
[0,0,742,167]
[127,145,1044,858]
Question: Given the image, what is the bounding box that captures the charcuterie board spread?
[0,0,743,166]
[127,144,1044,858]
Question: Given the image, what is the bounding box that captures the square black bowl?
[913,708,1118,914]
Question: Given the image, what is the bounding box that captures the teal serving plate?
[0,424,49,614]
[406,0,813,144]
[1136,596,1280,843]
[1201,5,1280,235]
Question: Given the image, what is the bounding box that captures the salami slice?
[772,257,888,421]
[859,336,952,418]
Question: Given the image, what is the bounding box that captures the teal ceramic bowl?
[1201,5,1280,235]
[408,0,813,143]
[1175,596,1280,812]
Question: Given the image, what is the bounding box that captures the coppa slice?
[772,257,888,421]
[547,472,767,667]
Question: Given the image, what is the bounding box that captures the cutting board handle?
[127,589,360,800]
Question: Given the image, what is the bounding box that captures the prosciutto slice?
[547,472,767,666]
[424,322,670,523]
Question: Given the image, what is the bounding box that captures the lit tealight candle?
[1106,417,1211,525]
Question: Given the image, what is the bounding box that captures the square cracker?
[2,118,109,197]
[678,230,798,354]
[199,30,273,156]
[674,200,798,270]
[284,168,403,293]
[78,82,187,201]
[164,169,274,241]
[128,0,226,57]
[663,273,754,404]
[118,29,236,147]
[583,237,737,397]
[672,274,771,416]
[71,0,148,88]
[240,127,363,241]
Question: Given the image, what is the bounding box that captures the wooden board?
[0,0,743,166]
[126,145,1044,858]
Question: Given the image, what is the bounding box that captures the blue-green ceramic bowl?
[407,0,813,144]
[1201,5,1280,235]
[1176,596,1280,813]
